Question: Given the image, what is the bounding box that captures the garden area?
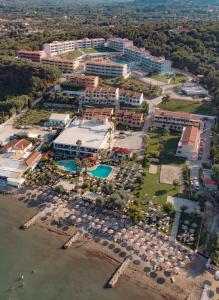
[58,50,83,59]
[158,99,214,116]
[151,73,188,84]
[15,109,51,127]
[102,77,161,98]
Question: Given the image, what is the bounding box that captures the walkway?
[171,211,181,239]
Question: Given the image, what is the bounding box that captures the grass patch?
[151,74,170,83]
[15,109,51,126]
[158,99,215,116]
[58,50,83,59]
[102,76,161,98]
[171,73,188,84]
[139,167,179,207]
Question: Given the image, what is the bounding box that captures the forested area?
[0,57,61,122]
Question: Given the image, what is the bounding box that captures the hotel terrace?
[85,61,128,77]
[65,74,99,88]
[0,139,42,187]
[176,126,200,160]
[83,108,114,120]
[152,110,203,131]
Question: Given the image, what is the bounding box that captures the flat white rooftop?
[49,113,70,121]
[53,119,111,149]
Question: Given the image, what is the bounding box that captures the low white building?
[82,86,119,106]
[53,118,113,157]
[119,89,144,106]
[46,113,71,127]
[176,126,200,160]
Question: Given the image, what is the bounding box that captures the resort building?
[85,61,128,77]
[180,83,208,97]
[107,37,133,53]
[42,56,80,71]
[152,110,203,131]
[115,110,144,128]
[43,38,105,56]
[119,89,144,106]
[53,118,113,157]
[83,108,114,120]
[17,50,46,62]
[124,46,145,62]
[0,139,42,187]
[45,113,71,128]
[141,53,172,75]
[65,74,99,88]
[82,86,119,106]
[176,126,200,160]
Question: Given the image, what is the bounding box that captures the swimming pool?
[56,160,77,172]
[56,161,112,179]
[89,165,112,179]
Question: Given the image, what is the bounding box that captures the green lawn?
[58,50,83,59]
[151,74,170,83]
[151,73,188,84]
[158,99,214,116]
[147,129,185,165]
[15,109,51,126]
[139,168,179,207]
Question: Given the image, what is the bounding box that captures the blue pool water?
[57,160,77,172]
[56,161,112,179]
[89,165,112,179]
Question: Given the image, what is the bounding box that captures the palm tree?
[107,127,113,149]
[76,139,82,157]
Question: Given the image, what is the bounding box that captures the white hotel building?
[108,37,133,53]
[85,61,128,77]
[53,118,112,157]
[43,38,105,56]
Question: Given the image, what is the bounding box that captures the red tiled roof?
[113,147,132,155]
[154,110,201,121]
[0,139,32,152]
[25,150,41,166]
[203,178,217,186]
[181,126,199,145]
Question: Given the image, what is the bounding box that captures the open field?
[15,109,51,127]
[160,165,183,185]
[158,99,214,116]
[139,167,179,206]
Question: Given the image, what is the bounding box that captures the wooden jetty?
[62,232,81,249]
[20,209,45,230]
[107,256,130,288]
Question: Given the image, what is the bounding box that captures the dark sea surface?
[0,195,164,300]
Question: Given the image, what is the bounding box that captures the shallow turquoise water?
[57,160,77,172]
[89,165,112,179]
[0,195,164,300]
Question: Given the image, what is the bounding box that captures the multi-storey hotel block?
[42,56,80,71]
[114,110,144,128]
[17,50,46,62]
[119,89,144,106]
[108,37,133,53]
[85,61,128,77]
[152,110,203,131]
[66,74,99,88]
[124,47,172,74]
[83,108,114,120]
[43,38,105,56]
[176,126,200,160]
[82,86,120,105]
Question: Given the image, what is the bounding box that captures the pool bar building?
[53,118,113,157]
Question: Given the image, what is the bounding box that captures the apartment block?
[17,50,46,62]
[82,86,119,105]
[66,74,99,88]
[115,110,144,128]
[153,110,203,131]
[119,89,144,106]
[85,61,128,77]
[124,46,145,62]
[108,37,133,53]
[42,57,79,71]
[43,38,105,56]
[141,54,172,74]
[83,108,114,120]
